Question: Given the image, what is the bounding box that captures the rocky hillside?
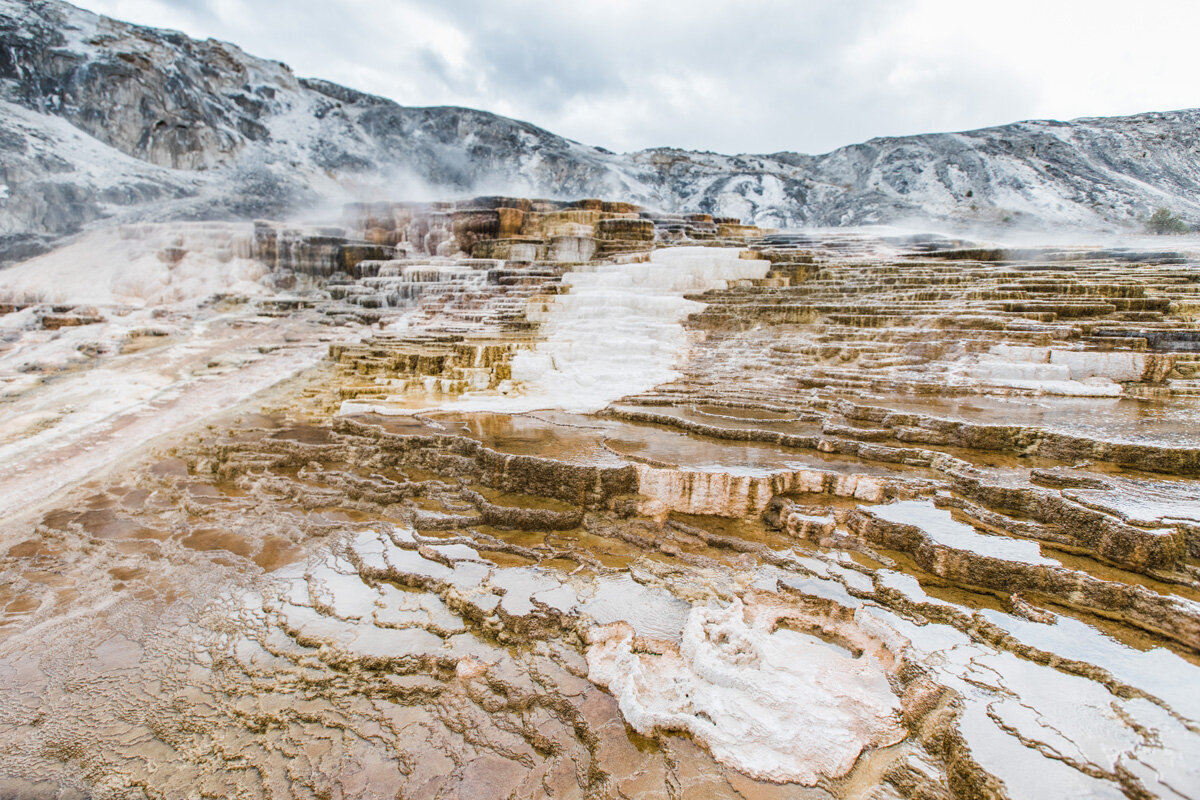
[3,0,1200,263]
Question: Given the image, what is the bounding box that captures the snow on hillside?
[2,0,1200,265]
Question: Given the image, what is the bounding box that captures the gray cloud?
[81,0,1200,155]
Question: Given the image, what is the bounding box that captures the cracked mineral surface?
[1,198,1199,799]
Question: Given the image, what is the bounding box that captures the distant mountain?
[3,0,1200,263]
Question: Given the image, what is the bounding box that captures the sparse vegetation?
[1146,207,1190,234]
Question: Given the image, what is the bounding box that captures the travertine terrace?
[1,196,1199,799]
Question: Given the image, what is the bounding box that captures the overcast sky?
[82,0,1200,156]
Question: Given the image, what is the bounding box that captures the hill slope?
[3,0,1200,262]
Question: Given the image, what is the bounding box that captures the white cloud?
[80,0,1200,155]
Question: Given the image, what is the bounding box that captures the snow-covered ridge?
[3,0,1200,264]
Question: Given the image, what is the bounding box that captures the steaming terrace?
[0,196,1198,799]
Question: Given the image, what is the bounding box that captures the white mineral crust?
[586,598,907,784]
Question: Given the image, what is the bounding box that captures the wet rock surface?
[2,218,1200,798]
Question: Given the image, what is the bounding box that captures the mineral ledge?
[0,196,1198,800]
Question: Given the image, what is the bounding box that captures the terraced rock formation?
[1,199,1199,799]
